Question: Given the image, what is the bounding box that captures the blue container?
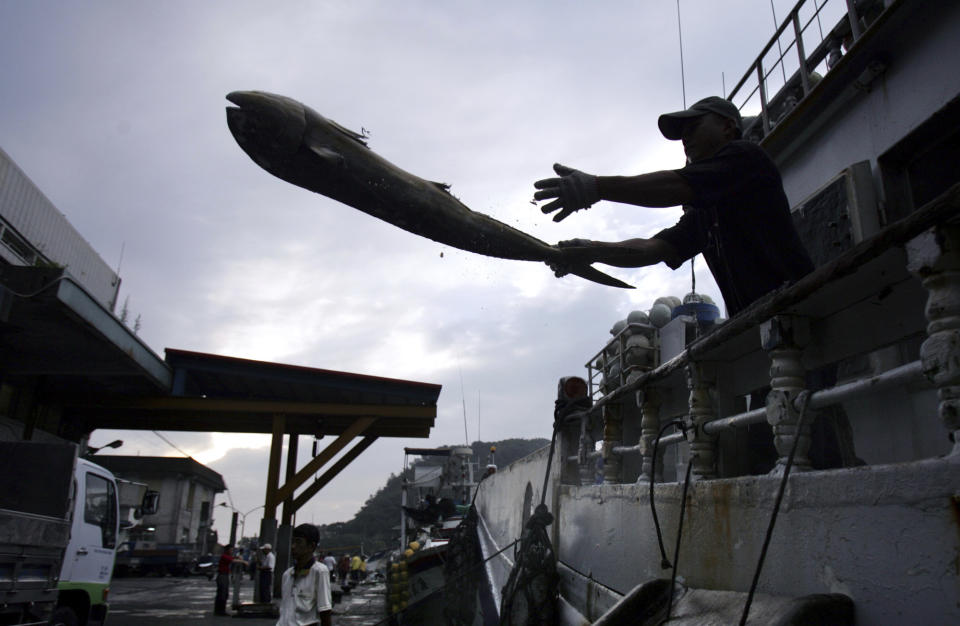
[672,301,720,330]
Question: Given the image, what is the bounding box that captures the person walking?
[214,545,246,616]
[337,554,350,585]
[258,543,276,603]
[349,554,362,584]
[322,552,337,582]
[277,524,332,626]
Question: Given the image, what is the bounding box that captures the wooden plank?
[291,436,379,512]
[270,417,376,508]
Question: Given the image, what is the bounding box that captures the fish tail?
[565,265,634,289]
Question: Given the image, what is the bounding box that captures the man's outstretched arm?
[534,164,696,221]
[596,171,695,208]
[550,237,682,276]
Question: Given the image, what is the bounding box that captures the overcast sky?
[0,1,829,540]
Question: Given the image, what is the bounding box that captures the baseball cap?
[658,96,743,140]
[261,543,272,550]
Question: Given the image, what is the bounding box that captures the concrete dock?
[106,575,386,625]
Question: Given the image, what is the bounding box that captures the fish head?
[226,91,307,173]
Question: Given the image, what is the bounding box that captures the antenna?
[677,0,696,295]
[459,365,469,445]
[115,241,125,276]
[676,0,687,108]
[477,391,481,444]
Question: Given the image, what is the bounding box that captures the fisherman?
[534,99,864,472]
[258,543,275,603]
[533,96,814,317]
[277,524,332,626]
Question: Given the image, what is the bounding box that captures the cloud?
[10,0,748,534]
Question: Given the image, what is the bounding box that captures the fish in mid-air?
[225,90,632,289]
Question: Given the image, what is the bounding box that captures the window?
[185,481,196,511]
[84,473,117,548]
[0,223,37,265]
[879,95,960,223]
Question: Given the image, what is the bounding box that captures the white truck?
[0,441,156,626]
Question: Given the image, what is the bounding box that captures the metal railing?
[563,182,960,485]
[727,0,883,141]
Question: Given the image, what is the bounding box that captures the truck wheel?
[49,607,79,626]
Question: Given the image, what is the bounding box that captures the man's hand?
[533,164,599,222]
[548,238,598,277]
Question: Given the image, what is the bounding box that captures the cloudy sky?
[0,1,832,539]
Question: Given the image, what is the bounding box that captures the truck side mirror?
[139,490,160,516]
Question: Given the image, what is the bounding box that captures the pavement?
[106,575,386,625]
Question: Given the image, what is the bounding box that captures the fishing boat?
[387,446,484,624]
[466,0,960,623]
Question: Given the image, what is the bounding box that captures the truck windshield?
[84,473,117,548]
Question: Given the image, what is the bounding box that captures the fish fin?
[328,119,369,146]
[308,145,345,167]
[565,265,634,289]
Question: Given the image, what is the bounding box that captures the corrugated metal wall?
[0,147,120,310]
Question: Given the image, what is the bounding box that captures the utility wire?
[152,430,192,458]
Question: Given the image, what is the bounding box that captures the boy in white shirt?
[277,524,332,626]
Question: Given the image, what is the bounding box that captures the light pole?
[219,503,265,543]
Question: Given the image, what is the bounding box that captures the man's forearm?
[596,170,695,208]
[574,238,679,268]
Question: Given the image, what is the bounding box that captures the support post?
[601,404,623,484]
[281,433,298,525]
[907,225,960,454]
[274,432,298,599]
[684,364,717,479]
[264,414,286,521]
[637,388,662,482]
[762,315,811,473]
[577,413,596,486]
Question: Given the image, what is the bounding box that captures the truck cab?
[53,457,120,626]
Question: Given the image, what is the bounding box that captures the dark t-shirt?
[653,140,813,315]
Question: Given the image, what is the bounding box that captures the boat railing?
[726,0,886,142]
[562,183,959,484]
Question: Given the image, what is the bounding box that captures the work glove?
[533,164,599,222]
[547,239,594,277]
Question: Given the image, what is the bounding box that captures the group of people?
[213,525,333,626]
[324,552,367,585]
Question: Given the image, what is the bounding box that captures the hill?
[316,438,549,554]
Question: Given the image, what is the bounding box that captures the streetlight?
[218,503,265,541]
[87,439,123,454]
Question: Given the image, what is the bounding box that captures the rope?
[649,419,687,569]
[739,390,812,625]
[665,454,696,622]
[443,507,483,625]
[498,421,561,625]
